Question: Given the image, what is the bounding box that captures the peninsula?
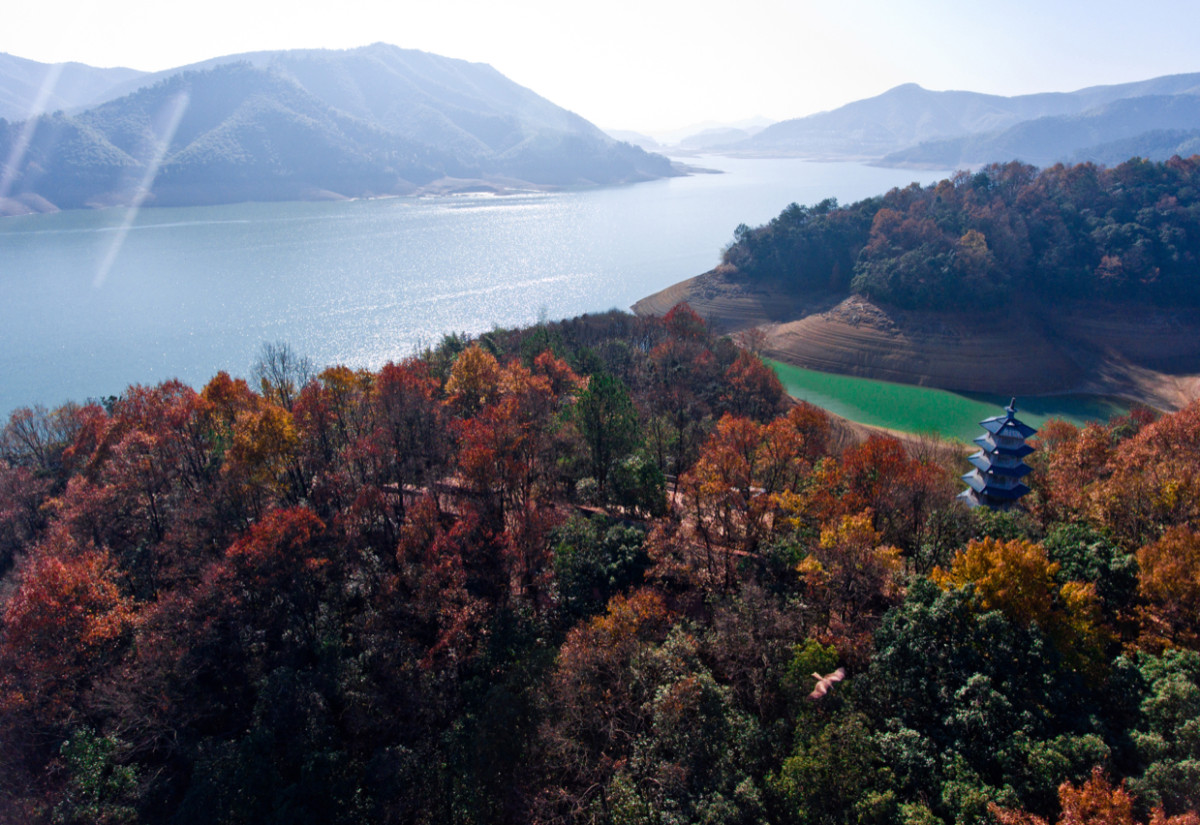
[636,158,1200,410]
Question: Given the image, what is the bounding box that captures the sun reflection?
[0,62,66,203]
[93,91,190,288]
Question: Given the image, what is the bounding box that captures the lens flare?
[93,91,190,289]
[0,62,66,203]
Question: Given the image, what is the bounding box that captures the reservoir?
[2,156,1132,435]
[768,359,1132,442]
[1,157,947,414]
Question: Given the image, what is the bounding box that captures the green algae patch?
[767,359,1131,442]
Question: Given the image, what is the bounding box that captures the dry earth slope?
[634,267,1200,411]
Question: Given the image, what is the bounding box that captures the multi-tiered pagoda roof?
[958,398,1037,509]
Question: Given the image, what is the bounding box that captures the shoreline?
[634,269,1200,413]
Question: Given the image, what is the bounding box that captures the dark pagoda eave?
[980,414,1038,439]
[967,453,1033,478]
[979,483,1031,501]
[974,434,1035,458]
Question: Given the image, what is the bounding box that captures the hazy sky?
[5,0,1199,135]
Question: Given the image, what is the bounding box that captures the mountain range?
[713,74,1200,167]
[0,44,676,213]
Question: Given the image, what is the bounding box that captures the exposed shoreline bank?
[634,268,1200,412]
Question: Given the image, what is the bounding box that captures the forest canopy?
[721,156,1200,310]
[1,308,1199,824]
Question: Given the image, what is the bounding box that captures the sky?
[4,0,1200,136]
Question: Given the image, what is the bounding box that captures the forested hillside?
[722,156,1200,310]
[880,95,1200,169]
[725,74,1200,162]
[1,307,1199,824]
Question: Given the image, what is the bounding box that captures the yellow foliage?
[819,510,880,551]
[933,537,1060,622]
[446,345,502,412]
[806,511,903,627]
[934,537,1105,673]
[227,403,299,490]
[795,555,827,588]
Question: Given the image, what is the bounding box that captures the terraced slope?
[634,268,1200,410]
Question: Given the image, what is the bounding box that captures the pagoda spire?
[958,399,1036,510]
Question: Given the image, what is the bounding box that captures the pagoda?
[958,398,1036,509]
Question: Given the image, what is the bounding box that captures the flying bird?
[809,668,846,700]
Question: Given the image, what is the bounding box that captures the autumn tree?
[992,765,1200,825]
[933,536,1106,673]
[805,511,902,636]
[0,459,49,575]
[841,434,920,549]
[1137,526,1200,650]
[663,302,707,341]
[390,494,490,667]
[223,397,301,517]
[365,358,447,527]
[539,589,675,820]
[643,336,719,486]
[1092,401,1200,547]
[455,360,566,529]
[446,344,502,416]
[0,530,135,791]
[721,350,787,422]
[252,340,315,410]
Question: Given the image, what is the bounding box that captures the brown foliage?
[1137,525,1200,650]
[991,766,1200,825]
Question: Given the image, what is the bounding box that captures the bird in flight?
[809,667,845,700]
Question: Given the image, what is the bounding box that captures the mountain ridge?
[0,52,146,121]
[722,74,1200,162]
[881,94,1200,168]
[0,44,677,212]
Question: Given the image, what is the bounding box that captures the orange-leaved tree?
[1136,525,1200,650]
[806,511,902,636]
[445,344,502,416]
[933,537,1106,675]
[991,765,1200,825]
[0,527,135,762]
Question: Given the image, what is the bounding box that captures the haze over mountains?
[0,52,146,119]
[0,44,675,212]
[685,74,1200,167]
[3,44,1199,215]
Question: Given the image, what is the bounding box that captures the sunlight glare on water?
[0,158,950,413]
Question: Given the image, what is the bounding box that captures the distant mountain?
[604,129,661,151]
[729,74,1200,160]
[646,117,774,148]
[882,94,1200,168]
[0,53,146,121]
[675,126,758,151]
[1073,128,1200,166]
[0,44,676,211]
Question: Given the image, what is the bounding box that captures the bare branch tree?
[252,341,315,409]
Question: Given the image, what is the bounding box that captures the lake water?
[769,360,1132,443]
[1,157,950,415]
